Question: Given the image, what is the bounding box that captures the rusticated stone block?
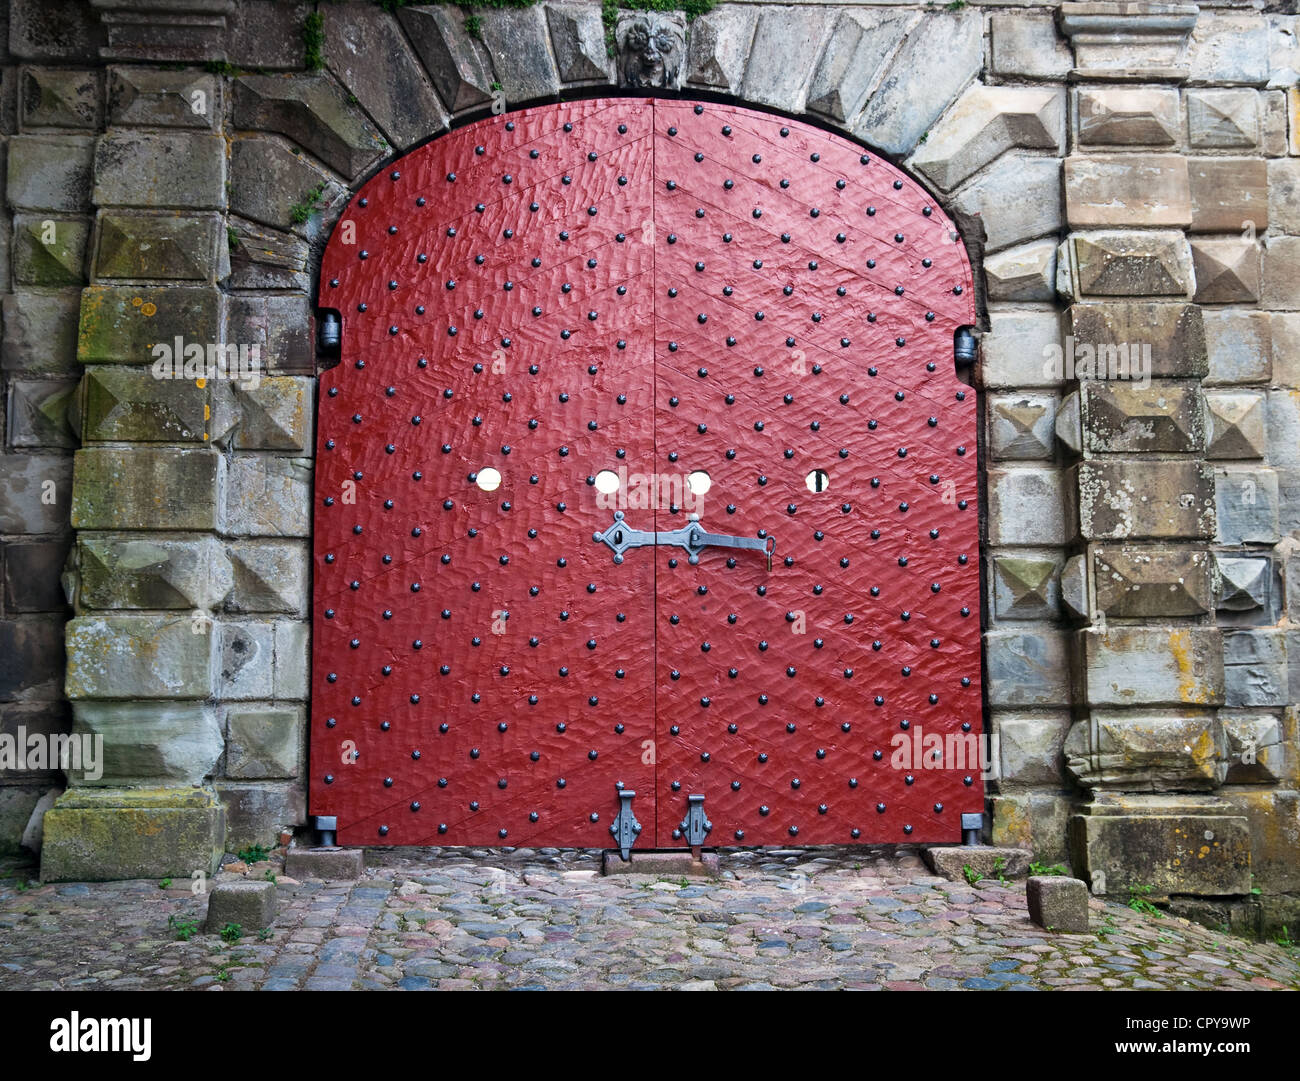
[77,535,233,611]
[1075,86,1179,146]
[80,367,209,443]
[1187,88,1259,148]
[1064,155,1191,228]
[39,787,225,882]
[1205,391,1266,459]
[12,214,89,286]
[1214,466,1279,544]
[1221,714,1291,785]
[92,131,225,210]
[107,67,219,130]
[684,7,754,94]
[985,629,1072,708]
[224,457,310,538]
[1270,160,1300,236]
[1261,236,1300,310]
[227,218,310,292]
[231,377,312,451]
[994,712,1071,786]
[990,15,1072,80]
[1081,627,1224,707]
[204,879,276,934]
[321,3,446,149]
[94,211,225,282]
[1067,302,1206,379]
[1188,15,1270,87]
[226,541,308,616]
[806,10,914,124]
[546,4,613,84]
[1027,876,1089,934]
[851,9,982,157]
[226,294,312,376]
[1224,629,1287,708]
[3,539,72,613]
[0,617,66,702]
[1064,713,1226,791]
[225,705,303,780]
[980,309,1064,389]
[988,393,1057,461]
[988,467,1070,546]
[215,781,305,849]
[1076,460,1215,540]
[1214,554,1272,615]
[1060,554,1088,618]
[0,454,72,535]
[20,67,101,129]
[396,4,495,113]
[739,7,830,114]
[1080,381,1202,454]
[1059,231,1194,299]
[992,554,1061,621]
[10,0,104,61]
[65,615,217,699]
[1093,546,1211,618]
[1188,158,1268,234]
[231,75,386,180]
[953,156,1061,254]
[70,701,223,786]
[912,85,1063,192]
[1070,795,1250,898]
[990,792,1073,865]
[2,292,82,376]
[6,134,94,211]
[231,138,342,236]
[71,447,222,532]
[6,379,77,448]
[985,241,1057,302]
[1203,310,1270,386]
[77,285,223,366]
[1191,238,1260,304]
[228,0,311,71]
[476,7,560,104]
[1219,790,1300,893]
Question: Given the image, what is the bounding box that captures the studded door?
[312,98,981,850]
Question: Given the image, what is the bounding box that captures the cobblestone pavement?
[1,847,1297,991]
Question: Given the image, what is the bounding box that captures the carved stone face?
[617,13,686,89]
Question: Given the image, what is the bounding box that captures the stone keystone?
[912,85,1064,192]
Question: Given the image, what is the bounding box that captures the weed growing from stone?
[237,843,271,865]
[1127,884,1164,918]
[168,914,200,941]
[220,922,244,943]
[1029,862,1069,877]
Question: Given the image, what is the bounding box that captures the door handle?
[593,511,775,570]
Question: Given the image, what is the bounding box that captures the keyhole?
[805,469,830,493]
[614,529,624,545]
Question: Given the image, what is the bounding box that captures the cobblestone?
[0,847,1296,991]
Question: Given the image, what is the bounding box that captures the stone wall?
[0,0,1295,925]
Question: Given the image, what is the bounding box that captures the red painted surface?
[313,98,981,848]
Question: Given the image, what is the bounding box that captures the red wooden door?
[311,98,981,849]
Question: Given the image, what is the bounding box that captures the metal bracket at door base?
[610,789,643,861]
[961,812,984,846]
[675,794,712,859]
[313,815,338,847]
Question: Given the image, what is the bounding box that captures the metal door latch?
[609,789,642,861]
[677,794,712,857]
[594,512,775,570]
